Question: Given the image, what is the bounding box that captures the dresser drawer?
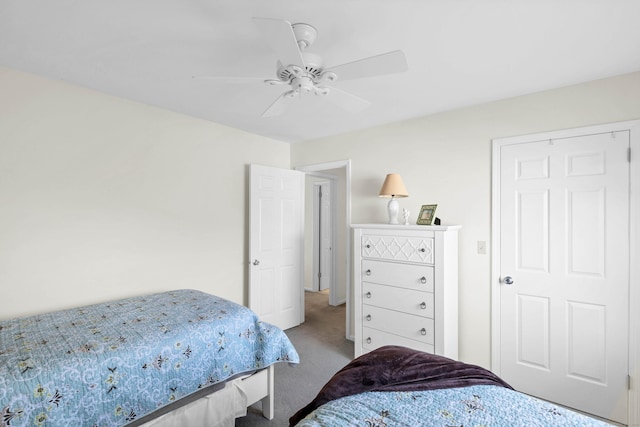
[361,305,434,345]
[361,259,434,292]
[361,235,434,264]
[362,282,434,318]
[362,327,435,355]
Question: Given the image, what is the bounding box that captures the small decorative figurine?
[402,208,411,225]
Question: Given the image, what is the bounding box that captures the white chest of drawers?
[352,224,460,359]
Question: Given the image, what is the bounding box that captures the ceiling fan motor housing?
[301,52,323,76]
[277,52,323,81]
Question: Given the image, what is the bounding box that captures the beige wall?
[3,64,639,371]
[0,67,290,319]
[291,71,640,368]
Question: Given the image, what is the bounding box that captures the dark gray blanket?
[289,345,513,426]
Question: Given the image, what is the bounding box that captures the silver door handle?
[502,276,514,285]
[252,259,260,266]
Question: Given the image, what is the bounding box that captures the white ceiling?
[2,0,640,143]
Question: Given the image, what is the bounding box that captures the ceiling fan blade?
[253,17,306,69]
[262,90,297,117]
[322,86,371,113]
[192,75,269,82]
[325,50,408,82]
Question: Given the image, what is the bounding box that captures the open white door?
[494,128,630,424]
[318,180,333,292]
[313,180,333,292]
[249,164,304,330]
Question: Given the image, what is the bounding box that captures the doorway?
[311,179,333,293]
[296,160,352,341]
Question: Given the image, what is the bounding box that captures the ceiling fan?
[201,18,409,117]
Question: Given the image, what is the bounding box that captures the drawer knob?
[420,328,427,336]
[365,269,372,276]
[366,337,372,344]
[420,276,427,284]
[420,302,427,309]
[419,248,426,253]
[365,314,371,321]
[365,292,372,298]
[365,244,371,249]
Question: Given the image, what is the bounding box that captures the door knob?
[502,276,514,285]
[252,259,260,266]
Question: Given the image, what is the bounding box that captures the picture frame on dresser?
[416,204,437,225]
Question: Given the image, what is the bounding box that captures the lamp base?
[387,197,399,224]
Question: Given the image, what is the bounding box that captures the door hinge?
[628,374,632,390]
[318,272,322,279]
[628,147,631,163]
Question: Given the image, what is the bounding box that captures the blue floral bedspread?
[0,289,299,427]
[294,385,613,426]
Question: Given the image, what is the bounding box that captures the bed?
[0,289,299,427]
[290,345,613,427]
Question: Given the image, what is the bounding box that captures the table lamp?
[378,173,409,224]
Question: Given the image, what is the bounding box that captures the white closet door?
[498,131,629,424]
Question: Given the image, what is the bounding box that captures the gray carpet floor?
[235,290,353,426]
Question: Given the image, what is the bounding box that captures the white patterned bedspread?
[0,289,299,427]
[294,385,613,427]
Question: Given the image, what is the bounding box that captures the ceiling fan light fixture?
[292,76,314,93]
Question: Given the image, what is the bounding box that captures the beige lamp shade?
[378,173,409,198]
